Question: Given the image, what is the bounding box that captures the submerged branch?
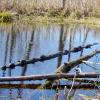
[1,43,97,71]
[0,83,99,89]
[68,79,100,84]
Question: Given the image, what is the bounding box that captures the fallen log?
[1,43,97,70]
[0,83,98,89]
[0,73,99,82]
[56,50,100,73]
[40,50,100,88]
[68,79,100,84]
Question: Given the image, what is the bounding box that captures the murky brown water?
[0,23,100,100]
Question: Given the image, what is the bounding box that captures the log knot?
[64,50,69,53]
[64,63,68,66]
[20,60,26,66]
[1,66,6,71]
[40,55,46,61]
[32,58,36,64]
[85,44,91,48]
[9,63,15,69]
[73,46,82,52]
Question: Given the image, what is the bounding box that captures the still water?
[0,23,100,100]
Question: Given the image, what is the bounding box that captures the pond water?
[0,22,100,100]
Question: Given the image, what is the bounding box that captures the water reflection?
[57,25,65,67]
[0,23,100,99]
[21,26,35,76]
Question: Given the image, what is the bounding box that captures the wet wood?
[40,50,100,88]
[56,50,100,73]
[69,79,100,84]
[0,83,98,89]
[0,73,99,82]
[1,43,97,70]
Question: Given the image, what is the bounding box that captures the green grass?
[0,11,13,22]
[19,15,100,27]
[0,13,100,30]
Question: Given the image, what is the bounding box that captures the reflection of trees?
[2,33,9,77]
[66,25,77,62]
[81,26,89,55]
[56,24,91,99]
[66,25,77,98]
[67,26,73,62]
[21,27,35,76]
[8,24,17,100]
[57,24,78,67]
[19,26,35,99]
[0,24,18,99]
[57,25,66,67]
[8,24,16,75]
[71,25,90,98]
[4,34,9,65]
[16,88,22,100]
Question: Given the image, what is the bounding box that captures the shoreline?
[0,14,100,29]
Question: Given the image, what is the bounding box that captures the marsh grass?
[0,11,13,22]
[0,0,100,25]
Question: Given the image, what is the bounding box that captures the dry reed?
[0,0,100,18]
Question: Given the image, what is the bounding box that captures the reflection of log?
[1,43,97,70]
[0,83,98,89]
[40,50,100,88]
[0,73,99,82]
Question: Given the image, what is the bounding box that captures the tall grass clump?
[0,0,100,19]
[0,11,13,22]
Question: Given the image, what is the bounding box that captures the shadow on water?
[0,22,100,99]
